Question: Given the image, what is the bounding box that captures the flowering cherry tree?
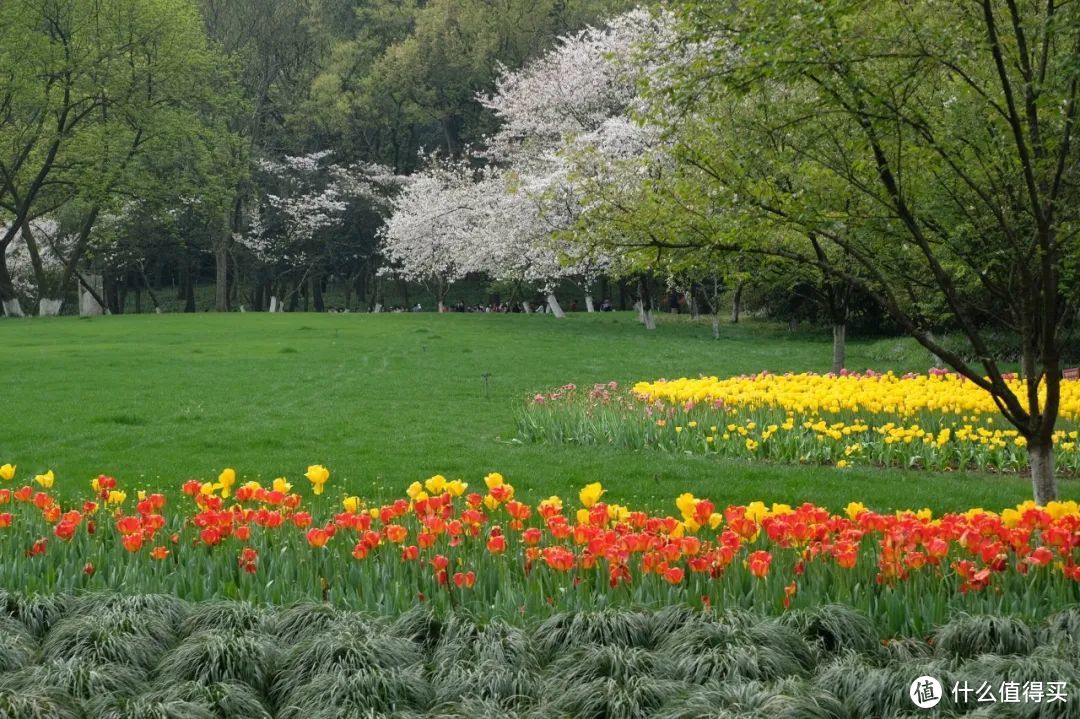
[237,152,405,311]
[381,9,673,316]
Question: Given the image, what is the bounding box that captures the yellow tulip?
[305,465,329,483]
[708,512,723,529]
[484,472,505,489]
[243,480,263,492]
[217,468,236,498]
[425,474,447,494]
[579,482,604,508]
[745,501,767,523]
[305,465,330,494]
[483,494,501,511]
[342,496,361,513]
[576,508,590,525]
[406,481,424,499]
[539,496,563,514]
[845,501,867,520]
[1001,508,1021,528]
[34,470,55,489]
[272,477,291,493]
[0,464,14,481]
[675,492,697,522]
[107,490,126,505]
[446,479,468,497]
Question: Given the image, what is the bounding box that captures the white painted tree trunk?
[155,307,162,314]
[1,298,24,317]
[522,301,532,314]
[373,303,383,313]
[38,298,63,316]
[1029,441,1058,504]
[634,300,645,324]
[546,293,566,318]
[712,316,720,339]
[689,293,700,319]
[79,274,105,316]
[269,296,282,313]
[643,308,656,330]
[831,324,846,374]
[584,295,595,312]
[438,301,446,313]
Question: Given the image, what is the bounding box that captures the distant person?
[600,298,613,312]
[412,303,422,312]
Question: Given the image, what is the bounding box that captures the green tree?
[0,0,224,315]
[646,0,1080,502]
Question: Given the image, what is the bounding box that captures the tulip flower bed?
[0,595,1077,719]
[0,465,1078,638]
[517,372,1080,473]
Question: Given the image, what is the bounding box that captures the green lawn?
[1,312,1071,511]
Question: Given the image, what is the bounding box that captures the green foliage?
[145,681,272,719]
[932,614,1037,659]
[179,600,272,636]
[0,591,72,636]
[85,694,217,719]
[0,658,146,701]
[41,607,176,671]
[0,616,38,672]
[0,595,1079,717]
[271,620,424,705]
[155,631,279,694]
[659,615,815,683]
[535,610,660,657]
[780,604,883,659]
[0,688,83,719]
[275,666,435,719]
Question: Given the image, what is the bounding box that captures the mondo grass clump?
[0,594,1077,718]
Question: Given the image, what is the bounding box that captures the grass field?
[1,312,1072,511]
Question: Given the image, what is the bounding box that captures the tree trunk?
[584,294,595,312]
[712,316,720,339]
[0,253,23,316]
[637,275,656,330]
[522,301,532,314]
[731,282,744,323]
[311,274,325,312]
[831,323,846,374]
[214,242,228,311]
[38,298,63,316]
[689,291,701,319]
[1028,440,1058,504]
[181,263,196,313]
[547,293,566,318]
[269,296,280,313]
[21,225,49,301]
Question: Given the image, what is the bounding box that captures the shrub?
[41,607,175,670]
[155,630,279,695]
[932,614,1036,659]
[0,658,145,700]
